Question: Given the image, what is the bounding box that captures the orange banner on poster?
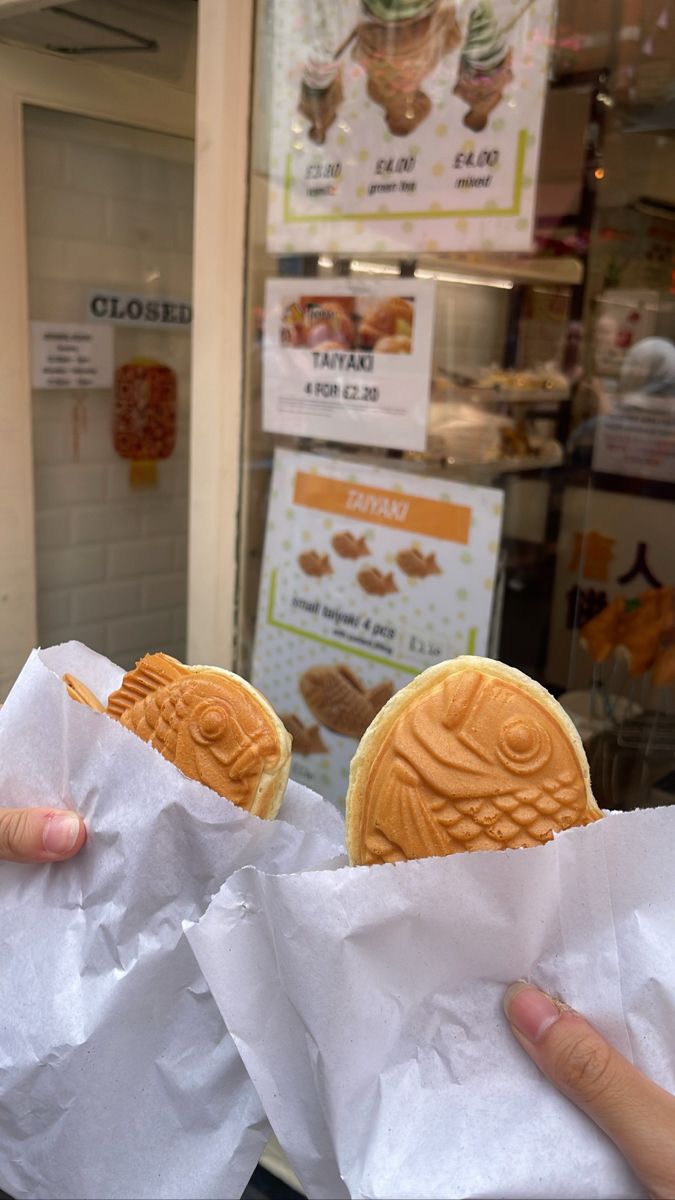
[293,471,471,544]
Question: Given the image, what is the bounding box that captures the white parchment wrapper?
[0,642,345,1200]
[189,806,675,1200]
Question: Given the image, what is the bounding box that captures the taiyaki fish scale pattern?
[361,669,595,864]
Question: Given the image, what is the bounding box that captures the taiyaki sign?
[251,447,503,807]
[266,0,555,254]
[263,276,435,451]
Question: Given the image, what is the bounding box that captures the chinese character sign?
[267,0,556,254]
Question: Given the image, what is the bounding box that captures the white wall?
[25,105,193,668]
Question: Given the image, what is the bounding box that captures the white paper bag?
[0,642,345,1200]
[189,807,675,1199]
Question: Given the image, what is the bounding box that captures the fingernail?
[42,812,82,855]
[504,982,562,1043]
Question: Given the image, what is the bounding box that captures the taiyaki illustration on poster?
[251,448,503,808]
[262,276,435,450]
[266,0,555,254]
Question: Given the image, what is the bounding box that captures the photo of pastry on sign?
[263,277,435,451]
[267,0,554,254]
[281,294,415,355]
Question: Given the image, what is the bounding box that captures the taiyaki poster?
[251,447,503,807]
[266,0,555,254]
[262,276,435,450]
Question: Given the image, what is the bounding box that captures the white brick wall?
[25,106,193,670]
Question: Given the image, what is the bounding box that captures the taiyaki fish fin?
[63,673,105,713]
[367,680,394,711]
[369,763,449,863]
[383,572,398,593]
[425,554,441,575]
[106,652,187,719]
[319,555,333,574]
[355,537,370,556]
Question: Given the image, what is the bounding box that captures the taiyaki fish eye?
[194,701,229,743]
[496,715,551,774]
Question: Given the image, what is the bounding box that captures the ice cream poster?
[262,276,435,451]
[251,448,503,807]
[266,0,555,255]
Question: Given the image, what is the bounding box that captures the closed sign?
[87,290,191,330]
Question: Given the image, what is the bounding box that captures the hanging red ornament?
[113,358,177,488]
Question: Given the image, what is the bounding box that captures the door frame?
[0,32,199,697]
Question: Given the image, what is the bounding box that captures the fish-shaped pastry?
[332,531,370,559]
[616,587,674,677]
[579,596,625,663]
[346,656,602,866]
[281,712,328,755]
[396,548,442,578]
[300,665,394,739]
[64,653,291,819]
[357,567,398,596]
[298,551,333,577]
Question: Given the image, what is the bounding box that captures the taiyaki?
[579,596,625,663]
[63,673,105,712]
[281,712,328,755]
[64,653,291,819]
[357,567,398,596]
[332,531,370,559]
[300,665,394,739]
[396,549,442,578]
[298,551,333,577]
[346,656,602,866]
[616,588,674,677]
[653,639,675,687]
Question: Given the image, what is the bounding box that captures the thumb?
[505,982,675,1200]
[0,807,86,863]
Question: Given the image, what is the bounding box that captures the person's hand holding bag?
[506,982,675,1200]
[0,805,86,863]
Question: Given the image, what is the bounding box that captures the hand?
[505,982,675,1200]
[0,807,86,863]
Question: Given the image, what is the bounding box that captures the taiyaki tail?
[63,673,105,713]
[424,554,441,576]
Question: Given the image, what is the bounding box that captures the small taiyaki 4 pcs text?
[346,656,602,867]
[64,653,291,818]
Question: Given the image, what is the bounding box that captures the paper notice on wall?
[592,411,675,484]
[266,0,555,254]
[251,448,503,807]
[31,322,114,390]
[262,277,435,450]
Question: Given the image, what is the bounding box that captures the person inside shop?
[566,334,675,467]
[0,809,673,1197]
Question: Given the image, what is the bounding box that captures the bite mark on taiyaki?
[300,664,394,739]
[346,656,601,866]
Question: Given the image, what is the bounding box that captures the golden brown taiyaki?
[332,531,370,559]
[616,588,674,677]
[298,551,333,577]
[396,549,442,578]
[300,665,394,739]
[579,596,625,664]
[346,656,602,866]
[63,673,105,712]
[64,653,291,819]
[357,567,398,596]
[281,712,328,755]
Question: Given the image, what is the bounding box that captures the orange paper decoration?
[113,358,177,487]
